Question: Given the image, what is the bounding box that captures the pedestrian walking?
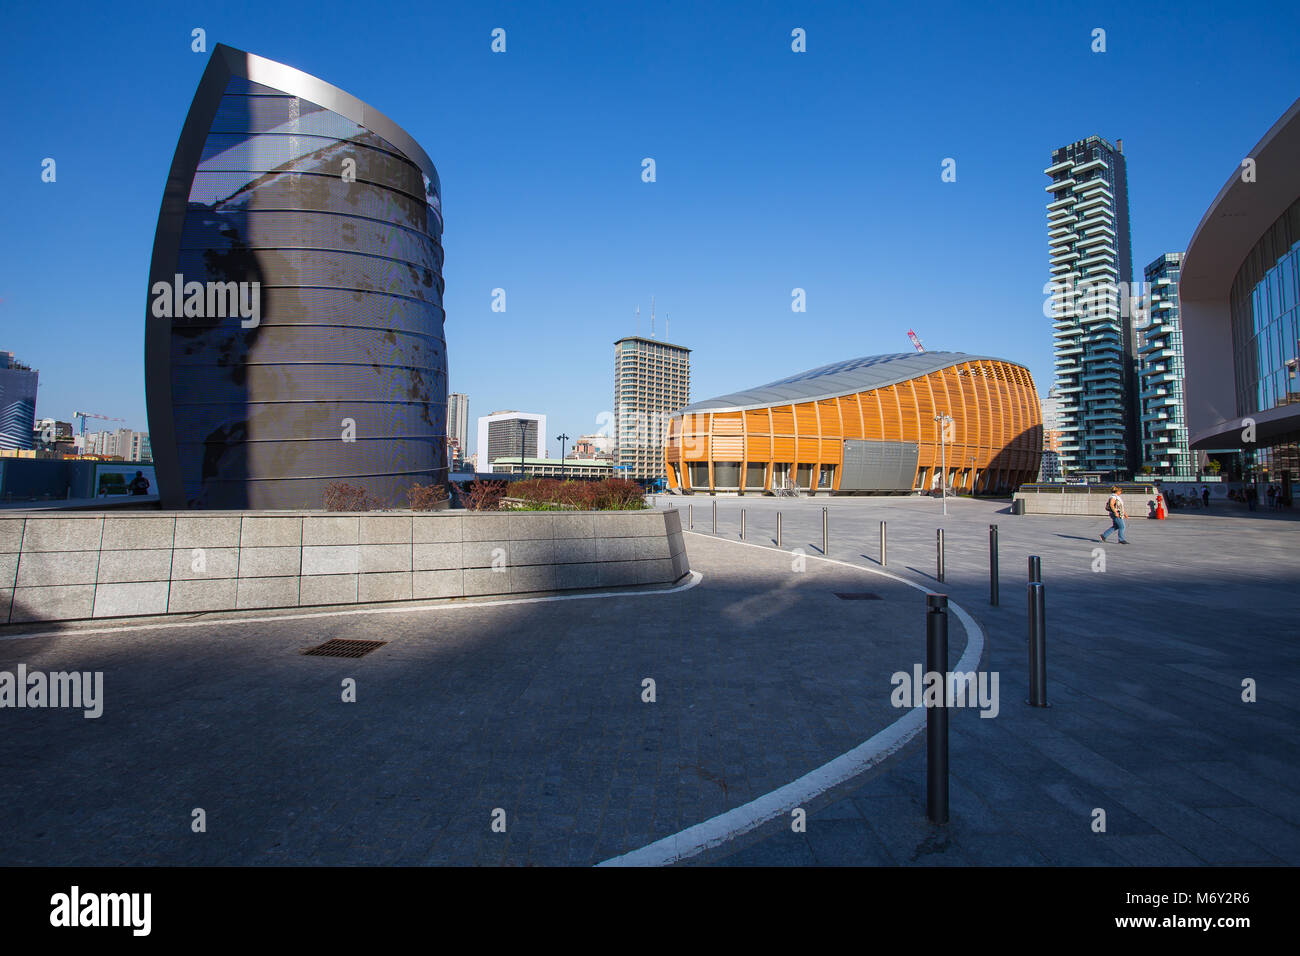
[1202,485,1210,509]
[1268,484,1278,510]
[1100,485,1129,544]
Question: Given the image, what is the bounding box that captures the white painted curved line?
[597,532,983,867]
[0,570,704,642]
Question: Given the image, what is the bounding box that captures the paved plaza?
[1,495,1297,865]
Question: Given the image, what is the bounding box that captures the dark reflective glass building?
[145,44,446,509]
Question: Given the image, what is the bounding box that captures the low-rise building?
[492,457,614,479]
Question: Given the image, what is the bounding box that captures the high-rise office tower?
[0,351,38,451]
[614,335,690,482]
[476,410,545,473]
[1039,386,1064,480]
[1139,252,1192,475]
[1044,135,1137,475]
[448,392,469,464]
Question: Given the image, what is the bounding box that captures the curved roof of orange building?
[679,351,1015,413]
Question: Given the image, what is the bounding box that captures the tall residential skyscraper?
[448,392,469,463]
[1139,252,1193,475]
[614,335,690,482]
[1044,135,1137,476]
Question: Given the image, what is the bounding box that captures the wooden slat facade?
[664,359,1042,494]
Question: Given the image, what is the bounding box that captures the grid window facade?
[613,336,691,481]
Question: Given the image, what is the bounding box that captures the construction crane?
[73,411,126,436]
[907,329,926,353]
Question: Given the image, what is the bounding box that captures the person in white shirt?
[1100,486,1129,544]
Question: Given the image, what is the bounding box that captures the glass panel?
[713,462,741,488]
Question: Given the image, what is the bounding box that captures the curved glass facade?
[1228,197,1300,484]
[147,49,446,509]
[1230,197,1300,417]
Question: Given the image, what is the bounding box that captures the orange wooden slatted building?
[664,352,1042,495]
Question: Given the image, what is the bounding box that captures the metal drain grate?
[834,592,883,601]
[303,639,388,658]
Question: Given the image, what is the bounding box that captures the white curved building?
[1182,97,1300,496]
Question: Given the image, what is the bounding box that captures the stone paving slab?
[674,495,1299,865]
[3,493,1296,866]
[0,534,946,866]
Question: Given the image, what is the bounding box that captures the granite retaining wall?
[0,510,689,624]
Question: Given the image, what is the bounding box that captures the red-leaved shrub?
[324,482,372,512]
[509,477,645,511]
[463,479,507,511]
[407,482,449,511]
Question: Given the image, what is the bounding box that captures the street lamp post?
[557,433,570,479]
[934,413,953,516]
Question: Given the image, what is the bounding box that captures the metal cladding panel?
[840,440,920,492]
[679,351,1005,414]
[146,45,445,509]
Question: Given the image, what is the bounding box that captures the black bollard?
[880,520,887,566]
[1028,554,1041,583]
[822,507,828,555]
[712,499,717,534]
[926,593,950,824]
[688,504,693,530]
[989,524,999,606]
[777,511,782,547]
[1028,581,1048,707]
[741,508,746,541]
[937,528,945,583]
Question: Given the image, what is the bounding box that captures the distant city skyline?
[4,2,1299,458]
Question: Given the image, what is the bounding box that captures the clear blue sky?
[2,0,1298,455]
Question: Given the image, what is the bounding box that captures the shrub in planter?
[407,482,449,511]
[324,481,372,512]
[463,479,507,511]
[508,477,645,511]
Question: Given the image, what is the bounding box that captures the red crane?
[907,329,926,353]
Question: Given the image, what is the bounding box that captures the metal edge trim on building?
[677,352,1012,415]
